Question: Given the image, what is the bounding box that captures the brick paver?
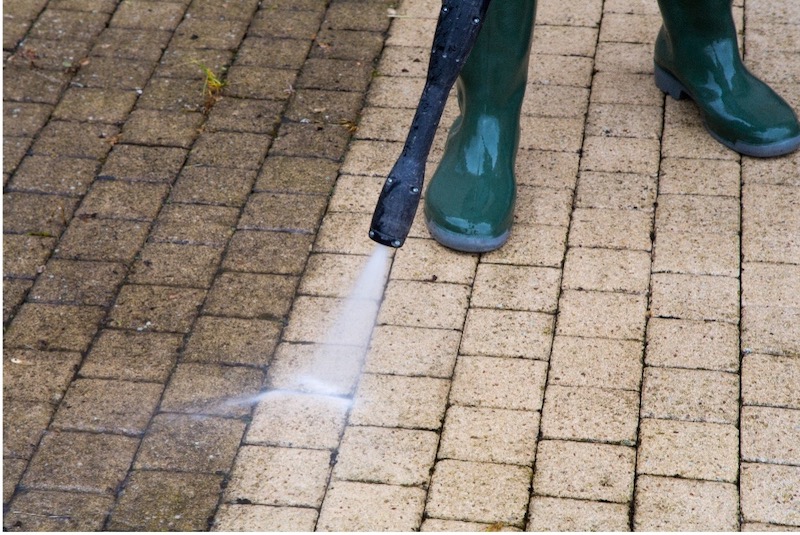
[3,0,799,531]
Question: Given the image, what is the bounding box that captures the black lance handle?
[369,0,492,248]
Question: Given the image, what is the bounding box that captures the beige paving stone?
[585,102,662,139]
[364,325,460,378]
[522,84,590,119]
[741,522,800,532]
[634,475,739,531]
[327,174,385,214]
[529,53,595,88]
[340,139,402,177]
[254,155,339,196]
[182,316,281,368]
[575,171,657,210]
[222,230,314,276]
[742,262,800,308]
[532,25,599,57]
[590,72,663,106]
[5,490,114,532]
[450,356,547,412]
[562,247,651,294]
[420,518,521,532]
[533,440,635,502]
[354,107,416,142]
[650,273,740,323]
[22,431,138,494]
[159,363,262,418]
[549,336,643,390]
[460,308,554,360]
[225,445,331,507]
[580,136,659,175]
[601,0,660,15]
[332,426,438,486]
[266,342,363,397]
[407,198,435,240]
[645,318,740,372]
[515,149,580,191]
[378,280,470,330]
[150,203,238,246]
[317,481,426,532]
[314,212,377,255]
[426,459,531,526]
[481,223,568,268]
[213,504,317,532]
[246,391,350,450]
[741,305,800,357]
[519,116,585,153]
[663,124,740,162]
[51,378,162,435]
[662,110,740,162]
[557,290,648,340]
[438,406,539,466]
[3,401,53,460]
[513,186,573,228]
[595,41,653,73]
[653,230,740,277]
[109,284,206,333]
[80,329,181,383]
[385,17,435,48]
[5,304,105,353]
[390,237,478,285]
[349,374,449,430]
[527,496,630,531]
[3,458,26,505]
[742,354,800,409]
[741,463,800,526]
[641,367,739,424]
[377,45,429,78]
[568,207,653,251]
[638,418,739,482]
[471,264,561,313]
[540,385,639,444]
[366,75,425,109]
[742,149,800,187]
[656,194,740,234]
[2,349,81,404]
[741,406,800,466]
[299,252,391,299]
[283,295,378,347]
[599,12,661,43]
[660,157,742,197]
[537,0,602,27]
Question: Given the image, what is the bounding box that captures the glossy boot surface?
[655,0,800,157]
[424,0,536,252]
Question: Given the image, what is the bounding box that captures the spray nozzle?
[368,159,424,248]
[366,0,491,249]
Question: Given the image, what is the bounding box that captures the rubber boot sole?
[655,64,800,158]
[425,217,510,253]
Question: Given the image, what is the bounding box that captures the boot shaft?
[457,0,537,111]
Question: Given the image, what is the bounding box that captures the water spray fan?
[369,0,492,248]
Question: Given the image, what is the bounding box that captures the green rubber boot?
[424,0,536,253]
[655,0,800,157]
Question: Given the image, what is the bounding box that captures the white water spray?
[222,244,393,409]
[293,244,392,396]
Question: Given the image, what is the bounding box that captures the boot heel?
[654,64,689,100]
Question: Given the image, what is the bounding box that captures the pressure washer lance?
[368,0,492,248]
